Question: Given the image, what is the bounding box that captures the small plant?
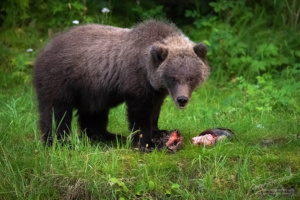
[10,53,33,84]
[109,177,130,199]
[101,7,110,24]
[165,182,180,196]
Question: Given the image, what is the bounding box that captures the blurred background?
[0,0,299,84]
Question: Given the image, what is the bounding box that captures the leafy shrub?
[30,0,94,29]
[131,4,166,20]
[0,0,30,27]
[231,75,300,112]
[185,0,300,80]
[10,53,33,84]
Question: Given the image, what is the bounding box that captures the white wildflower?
[102,8,110,13]
[72,20,79,25]
[27,48,33,52]
[229,108,237,113]
[256,124,265,129]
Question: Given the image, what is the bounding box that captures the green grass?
[0,74,299,199]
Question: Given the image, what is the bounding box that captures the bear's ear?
[150,45,168,65]
[193,43,207,60]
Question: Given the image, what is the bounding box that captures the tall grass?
[0,76,299,199]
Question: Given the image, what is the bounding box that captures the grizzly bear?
[34,20,210,149]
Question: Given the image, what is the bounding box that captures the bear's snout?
[176,96,188,108]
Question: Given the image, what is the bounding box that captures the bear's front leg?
[126,103,155,150]
[151,101,168,140]
[126,95,165,150]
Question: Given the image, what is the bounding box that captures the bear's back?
[34,24,130,81]
[40,24,129,57]
[129,20,182,48]
[36,21,182,69]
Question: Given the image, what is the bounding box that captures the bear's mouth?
[175,101,188,109]
[177,103,187,109]
[176,96,188,109]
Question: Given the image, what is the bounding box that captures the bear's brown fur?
[34,20,210,148]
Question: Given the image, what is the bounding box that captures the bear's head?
[149,40,210,109]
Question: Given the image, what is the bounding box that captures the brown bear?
[34,20,210,149]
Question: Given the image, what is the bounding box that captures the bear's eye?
[170,76,177,82]
[188,77,195,82]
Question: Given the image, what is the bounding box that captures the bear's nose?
[177,96,188,107]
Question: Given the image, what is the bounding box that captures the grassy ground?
[0,71,299,199]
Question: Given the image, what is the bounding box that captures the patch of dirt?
[260,137,288,148]
[54,177,91,200]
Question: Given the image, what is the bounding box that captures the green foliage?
[109,177,130,199]
[47,1,86,27]
[0,0,30,27]
[234,75,300,112]
[209,0,253,24]
[207,27,298,79]
[1,0,300,82]
[273,0,300,27]
[0,0,115,29]
[10,53,33,84]
[131,4,166,20]
[184,0,300,80]
[29,0,94,29]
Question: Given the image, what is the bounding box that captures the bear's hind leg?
[39,105,72,144]
[151,103,168,137]
[78,110,117,141]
